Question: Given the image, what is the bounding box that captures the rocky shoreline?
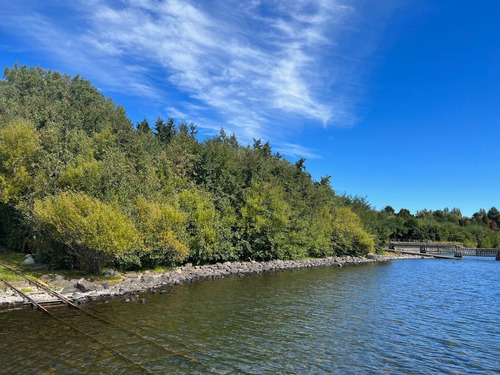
[0,253,422,309]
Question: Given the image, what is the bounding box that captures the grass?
[0,249,26,282]
[0,247,83,282]
[0,246,123,283]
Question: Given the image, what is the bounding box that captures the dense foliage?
[380,206,500,248]
[0,65,497,272]
[0,65,376,273]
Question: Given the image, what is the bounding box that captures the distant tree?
[261,141,272,157]
[189,123,198,138]
[382,206,395,215]
[136,118,151,133]
[490,220,498,232]
[320,175,332,187]
[487,207,500,225]
[295,158,306,171]
[155,117,176,144]
[397,208,412,218]
[482,214,490,226]
[252,138,262,151]
[433,210,445,220]
[178,121,189,135]
[472,209,487,222]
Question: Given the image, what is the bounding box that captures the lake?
[1,258,498,374]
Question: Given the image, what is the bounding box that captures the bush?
[33,192,140,273]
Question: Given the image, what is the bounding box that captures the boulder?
[76,278,96,293]
[21,255,35,266]
[61,287,77,295]
[104,269,122,278]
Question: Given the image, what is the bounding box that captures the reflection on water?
[1,258,499,374]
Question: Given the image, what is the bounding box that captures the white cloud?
[0,0,395,158]
[165,106,188,120]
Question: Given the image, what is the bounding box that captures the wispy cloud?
[0,0,394,158]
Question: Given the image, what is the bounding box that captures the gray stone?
[72,291,85,300]
[76,278,96,293]
[104,269,121,278]
[142,275,155,283]
[21,255,35,266]
[61,287,77,294]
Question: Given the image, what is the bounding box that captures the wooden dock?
[389,242,500,260]
[385,249,456,260]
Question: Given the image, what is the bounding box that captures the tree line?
[0,65,374,273]
[0,65,497,273]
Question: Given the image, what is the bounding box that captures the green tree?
[137,118,151,133]
[0,119,40,204]
[132,196,190,268]
[34,192,140,273]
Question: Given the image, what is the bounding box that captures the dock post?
[496,250,500,261]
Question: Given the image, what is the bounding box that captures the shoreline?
[0,253,422,309]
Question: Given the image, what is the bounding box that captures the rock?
[142,275,155,283]
[72,291,85,300]
[104,269,121,278]
[94,284,104,292]
[101,280,110,289]
[61,287,77,294]
[124,273,139,280]
[21,255,35,266]
[76,278,96,293]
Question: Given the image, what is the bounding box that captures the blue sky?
[0,0,499,216]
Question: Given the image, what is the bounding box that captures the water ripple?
[1,259,499,374]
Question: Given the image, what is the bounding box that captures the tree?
[487,207,500,225]
[34,192,140,273]
[240,182,291,260]
[133,197,190,267]
[0,119,40,204]
[397,208,412,218]
[154,117,176,144]
[295,158,306,171]
[320,175,332,187]
[330,207,374,256]
[136,118,151,133]
[382,205,395,215]
[490,220,498,232]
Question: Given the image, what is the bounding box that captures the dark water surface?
[1,258,498,374]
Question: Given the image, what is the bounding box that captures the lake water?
[1,258,498,374]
